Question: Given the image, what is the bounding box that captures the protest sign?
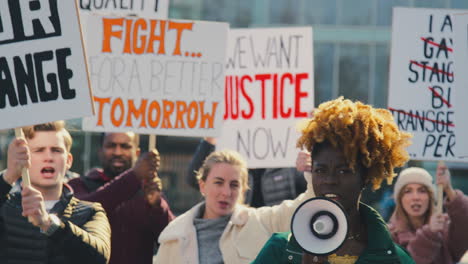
[0,0,94,130]
[388,7,468,162]
[217,27,314,168]
[82,16,229,137]
[452,13,468,160]
[79,0,168,18]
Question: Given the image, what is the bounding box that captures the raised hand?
[4,138,30,185]
[134,149,160,182]
[428,212,449,233]
[296,150,312,172]
[21,185,50,230]
[143,177,162,207]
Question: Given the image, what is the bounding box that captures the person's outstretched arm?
[446,190,468,262]
[436,163,468,262]
[255,172,315,233]
[69,150,160,214]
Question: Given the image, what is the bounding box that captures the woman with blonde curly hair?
[252,97,415,264]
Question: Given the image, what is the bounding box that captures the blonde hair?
[297,97,412,190]
[196,150,249,202]
[22,121,72,152]
[391,184,435,232]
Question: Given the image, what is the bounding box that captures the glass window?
[338,44,370,103]
[169,6,192,19]
[201,0,229,22]
[269,0,300,24]
[314,43,335,105]
[338,0,374,26]
[414,0,447,8]
[374,44,390,108]
[304,0,337,25]
[377,0,412,26]
[451,0,468,9]
[232,0,253,27]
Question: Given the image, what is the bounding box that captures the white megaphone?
[291,197,348,255]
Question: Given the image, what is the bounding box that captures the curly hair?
[297,97,412,190]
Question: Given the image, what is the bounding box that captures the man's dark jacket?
[68,168,174,264]
[0,176,111,264]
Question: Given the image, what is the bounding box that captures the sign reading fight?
[217,27,314,168]
[388,7,468,161]
[452,14,468,160]
[79,0,168,18]
[0,0,93,130]
[82,16,228,136]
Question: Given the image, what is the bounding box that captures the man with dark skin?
[68,132,174,264]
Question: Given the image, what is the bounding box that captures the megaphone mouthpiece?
[291,198,348,256]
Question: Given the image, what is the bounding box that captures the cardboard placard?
[82,16,229,137]
[388,7,468,161]
[217,27,314,168]
[452,13,468,160]
[0,0,94,130]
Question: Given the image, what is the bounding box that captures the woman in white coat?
[154,150,314,264]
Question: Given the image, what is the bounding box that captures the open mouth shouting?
[41,167,56,178]
[323,193,341,202]
[409,203,422,213]
[218,201,230,210]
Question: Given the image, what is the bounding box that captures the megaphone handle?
[14,128,31,186]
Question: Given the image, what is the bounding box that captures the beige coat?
[154,173,314,264]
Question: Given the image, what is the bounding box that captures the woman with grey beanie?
[388,163,468,264]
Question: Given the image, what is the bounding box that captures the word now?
[0,48,75,109]
[94,97,218,129]
[224,73,309,120]
[237,126,290,160]
[102,18,193,55]
[0,0,61,44]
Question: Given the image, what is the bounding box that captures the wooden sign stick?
[14,128,31,186]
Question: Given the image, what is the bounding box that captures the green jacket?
[251,203,415,264]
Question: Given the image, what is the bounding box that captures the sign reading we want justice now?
[217,27,314,168]
[0,0,93,130]
[389,7,468,162]
[82,16,228,136]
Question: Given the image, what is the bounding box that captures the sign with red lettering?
[82,16,229,136]
[0,0,93,130]
[452,13,468,160]
[388,7,468,162]
[217,27,314,168]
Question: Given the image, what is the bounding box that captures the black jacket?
[0,176,111,264]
